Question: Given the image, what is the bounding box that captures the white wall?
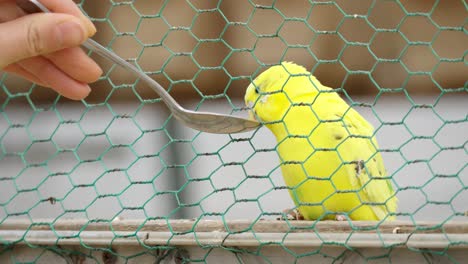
[0,95,466,221]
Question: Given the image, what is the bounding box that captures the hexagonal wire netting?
[0,0,467,263]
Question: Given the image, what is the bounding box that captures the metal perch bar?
[1,220,467,248]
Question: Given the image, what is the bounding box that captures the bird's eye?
[255,86,260,94]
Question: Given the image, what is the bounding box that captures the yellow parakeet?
[244,62,398,221]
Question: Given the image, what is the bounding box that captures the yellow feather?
[245,62,398,221]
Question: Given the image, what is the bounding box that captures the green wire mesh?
[1,0,467,263]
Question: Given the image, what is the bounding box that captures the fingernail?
[83,84,92,95]
[56,20,86,47]
[81,15,97,37]
[76,84,92,100]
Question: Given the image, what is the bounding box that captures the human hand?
[0,0,102,100]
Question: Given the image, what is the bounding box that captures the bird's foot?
[278,208,305,220]
[335,214,348,221]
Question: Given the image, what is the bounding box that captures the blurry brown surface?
[2,0,467,103]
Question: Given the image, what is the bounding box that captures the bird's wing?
[318,99,398,220]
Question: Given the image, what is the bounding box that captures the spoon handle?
[16,0,181,111]
[81,40,181,109]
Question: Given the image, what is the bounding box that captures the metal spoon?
[16,0,260,134]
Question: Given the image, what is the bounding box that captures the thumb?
[0,13,88,69]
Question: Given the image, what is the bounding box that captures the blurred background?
[0,0,466,222]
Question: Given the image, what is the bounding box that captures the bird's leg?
[278,208,305,220]
[292,209,305,220]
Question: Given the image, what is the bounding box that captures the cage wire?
[0,0,467,263]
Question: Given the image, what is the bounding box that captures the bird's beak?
[246,100,262,122]
[246,100,255,120]
[248,110,255,121]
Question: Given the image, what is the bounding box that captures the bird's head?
[244,62,326,124]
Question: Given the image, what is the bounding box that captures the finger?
[44,47,103,83]
[0,13,88,68]
[1,0,96,36]
[4,63,48,87]
[14,0,96,35]
[17,56,91,100]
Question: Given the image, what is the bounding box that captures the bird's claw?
[277,208,305,220]
[335,214,347,221]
